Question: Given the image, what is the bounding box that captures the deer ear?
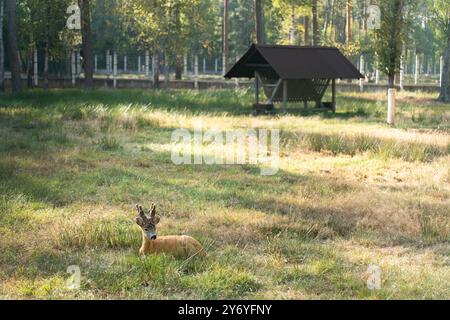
[153,215,160,225]
[135,216,144,227]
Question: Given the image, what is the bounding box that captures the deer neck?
[141,231,155,253]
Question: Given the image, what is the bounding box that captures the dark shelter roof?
[225,44,363,80]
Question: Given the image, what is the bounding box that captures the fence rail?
[1,76,442,94]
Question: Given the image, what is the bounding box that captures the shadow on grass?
[0,88,393,122]
[0,89,254,116]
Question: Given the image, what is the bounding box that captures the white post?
[71,50,76,85]
[375,69,380,84]
[76,50,82,76]
[255,71,259,105]
[109,53,113,73]
[289,28,296,45]
[183,53,188,76]
[106,50,110,73]
[440,56,444,88]
[138,56,141,73]
[235,54,240,88]
[33,49,38,86]
[359,55,364,92]
[124,55,127,73]
[400,52,404,91]
[215,58,218,74]
[387,88,396,125]
[415,54,419,85]
[113,51,117,88]
[194,54,199,89]
[145,50,150,77]
[94,55,98,73]
[222,51,226,77]
[152,53,156,77]
[203,57,206,74]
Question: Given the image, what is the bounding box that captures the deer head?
[135,203,161,240]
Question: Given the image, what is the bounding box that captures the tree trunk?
[164,52,169,90]
[78,0,94,89]
[312,0,319,46]
[290,8,296,45]
[223,0,229,75]
[174,4,182,80]
[0,0,4,91]
[388,74,395,89]
[255,0,264,44]
[304,16,309,45]
[439,33,450,102]
[329,0,335,43]
[346,0,351,46]
[44,45,49,89]
[5,0,22,92]
[153,51,160,89]
[323,0,332,41]
[175,55,182,80]
[26,50,32,88]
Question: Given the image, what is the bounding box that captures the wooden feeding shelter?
[225,44,363,114]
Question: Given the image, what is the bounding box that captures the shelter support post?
[282,80,288,113]
[255,72,259,105]
[267,79,283,104]
[331,79,336,113]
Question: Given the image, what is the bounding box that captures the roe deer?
[134,203,204,258]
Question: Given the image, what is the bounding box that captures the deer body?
[139,234,204,258]
[135,204,204,258]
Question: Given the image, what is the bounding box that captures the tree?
[312,0,318,45]
[274,0,319,45]
[223,0,229,74]
[229,0,255,58]
[432,0,450,102]
[346,0,351,47]
[79,0,94,88]
[255,0,264,44]
[373,0,413,124]
[0,0,4,91]
[22,0,70,88]
[5,0,22,92]
[374,0,412,89]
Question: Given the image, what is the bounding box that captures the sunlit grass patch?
[180,264,261,299]
[281,130,448,162]
[54,217,140,250]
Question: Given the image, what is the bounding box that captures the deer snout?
[145,230,157,241]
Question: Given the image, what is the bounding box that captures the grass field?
[0,88,449,299]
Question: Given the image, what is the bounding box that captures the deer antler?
[136,204,148,221]
[149,203,156,217]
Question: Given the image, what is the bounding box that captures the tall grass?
[281,131,448,162]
